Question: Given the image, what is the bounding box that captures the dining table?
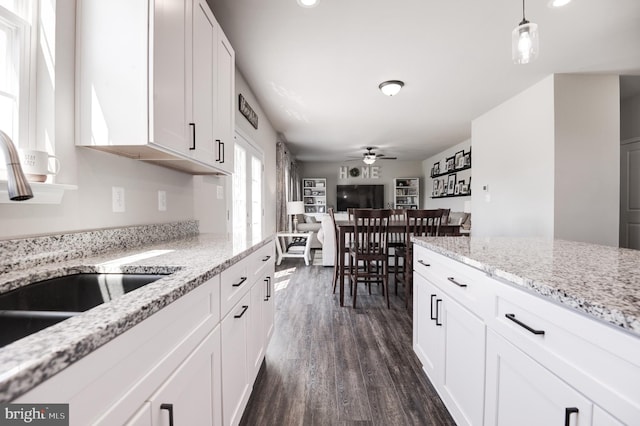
[334,219,461,306]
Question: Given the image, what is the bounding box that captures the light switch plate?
[158,190,167,211]
[112,187,125,212]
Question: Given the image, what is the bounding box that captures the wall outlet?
[158,190,167,211]
[112,187,125,212]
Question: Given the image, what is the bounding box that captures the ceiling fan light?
[363,155,376,165]
[379,80,404,96]
[512,21,539,64]
[549,0,571,7]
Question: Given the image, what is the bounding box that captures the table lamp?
[287,201,305,233]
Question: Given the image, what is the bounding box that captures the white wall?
[299,160,424,211]
[472,75,556,239]
[554,74,620,246]
[472,74,620,246]
[421,139,471,213]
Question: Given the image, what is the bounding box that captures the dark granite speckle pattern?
[0,221,273,402]
[412,236,640,337]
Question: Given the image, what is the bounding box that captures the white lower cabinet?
[484,329,592,426]
[127,326,222,426]
[413,272,485,426]
[221,294,251,426]
[412,244,640,426]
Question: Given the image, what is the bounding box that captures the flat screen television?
[336,185,384,211]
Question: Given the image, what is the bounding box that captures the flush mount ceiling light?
[549,0,571,7]
[378,80,404,96]
[297,0,319,8]
[512,0,539,65]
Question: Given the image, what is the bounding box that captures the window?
[232,131,264,246]
[0,2,34,146]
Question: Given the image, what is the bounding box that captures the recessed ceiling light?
[378,80,404,96]
[549,0,571,7]
[297,0,319,8]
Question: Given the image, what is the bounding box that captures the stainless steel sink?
[0,273,169,347]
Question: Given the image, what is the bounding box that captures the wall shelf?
[430,164,471,178]
[302,178,326,214]
[430,193,471,199]
[394,178,420,209]
[0,181,78,204]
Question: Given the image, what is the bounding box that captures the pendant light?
[512,0,539,64]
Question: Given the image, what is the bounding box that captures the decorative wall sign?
[239,94,258,129]
[339,165,380,179]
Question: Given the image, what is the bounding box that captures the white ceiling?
[208,0,640,162]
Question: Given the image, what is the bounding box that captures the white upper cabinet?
[76,0,235,175]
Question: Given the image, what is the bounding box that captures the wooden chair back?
[406,209,444,239]
[352,209,391,256]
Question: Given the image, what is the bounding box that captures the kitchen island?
[411,236,640,426]
[0,221,274,425]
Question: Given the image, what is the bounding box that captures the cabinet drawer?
[413,245,493,316]
[251,243,275,281]
[220,258,250,318]
[491,283,640,424]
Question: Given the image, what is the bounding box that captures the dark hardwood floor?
[239,254,456,426]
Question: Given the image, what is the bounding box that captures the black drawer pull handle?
[220,141,225,163]
[447,277,467,288]
[232,276,247,287]
[264,278,270,301]
[417,259,430,267]
[160,403,174,426]
[505,313,545,335]
[564,407,579,426]
[430,294,437,320]
[262,255,271,262]
[435,299,442,326]
[189,123,196,150]
[215,139,221,161]
[234,305,249,318]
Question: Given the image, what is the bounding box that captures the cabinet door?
[484,330,592,426]
[190,0,216,164]
[263,274,275,345]
[221,295,251,426]
[440,296,486,426]
[413,272,444,383]
[214,28,235,174]
[248,276,266,382]
[593,406,625,426]
[152,0,189,153]
[126,403,152,426]
[149,327,219,426]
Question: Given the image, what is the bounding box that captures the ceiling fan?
[360,147,397,165]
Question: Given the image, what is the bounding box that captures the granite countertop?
[412,236,640,337]
[0,228,273,402]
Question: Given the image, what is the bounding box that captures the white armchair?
[318,212,348,266]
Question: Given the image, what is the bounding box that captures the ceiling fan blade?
[377,155,397,160]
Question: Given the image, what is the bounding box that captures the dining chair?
[327,208,340,294]
[346,208,392,308]
[388,209,408,282]
[394,208,445,309]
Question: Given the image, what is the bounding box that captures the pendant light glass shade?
[512,21,539,64]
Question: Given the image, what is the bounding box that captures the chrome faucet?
[0,130,33,201]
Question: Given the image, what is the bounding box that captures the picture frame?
[456,179,465,195]
[445,156,455,172]
[463,152,471,167]
[304,181,314,187]
[433,180,441,196]
[432,162,440,176]
[454,150,465,170]
[447,174,457,194]
[461,184,469,194]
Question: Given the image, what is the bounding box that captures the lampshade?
[363,155,376,165]
[512,0,539,64]
[378,80,404,96]
[287,201,305,215]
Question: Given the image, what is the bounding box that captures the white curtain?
[276,139,300,232]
